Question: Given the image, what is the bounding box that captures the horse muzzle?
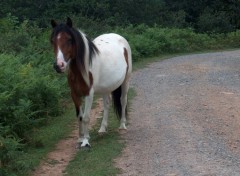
[53,61,64,73]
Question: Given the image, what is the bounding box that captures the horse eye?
[67,39,73,45]
[50,38,54,44]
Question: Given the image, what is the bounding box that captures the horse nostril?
[53,62,62,73]
[53,60,66,73]
[56,61,64,68]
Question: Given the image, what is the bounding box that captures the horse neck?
[68,60,91,96]
[74,30,91,86]
[70,30,97,89]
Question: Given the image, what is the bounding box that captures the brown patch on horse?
[69,70,93,117]
[68,60,92,97]
[123,47,129,72]
[71,91,81,117]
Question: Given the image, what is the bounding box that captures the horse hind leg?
[119,81,130,130]
[119,46,131,130]
[98,94,110,133]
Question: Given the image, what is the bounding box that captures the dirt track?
[32,100,103,176]
[115,50,240,176]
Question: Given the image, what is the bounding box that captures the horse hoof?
[80,144,91,151]
[76,144,91,150]
[119,125,127,130]
[84,143,91,148]
[119,123,127,130]
[98,132,106,136]
[118,126,127,134]
[98,128,107,134]
[80,139,91,148]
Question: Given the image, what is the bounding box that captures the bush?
[115,25,240,60]
[0,124,28,176]
[0,53,65,135]
[0,16,70,175]
[0,53,66,174]
[197,8,234,34]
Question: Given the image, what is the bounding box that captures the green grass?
[64,119,122,176]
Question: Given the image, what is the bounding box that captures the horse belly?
[92,55,127,94]
[92,33,130,94]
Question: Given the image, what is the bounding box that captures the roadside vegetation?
[1,1,240,175]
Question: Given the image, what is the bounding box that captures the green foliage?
[0,14,36,54]
[0,54,63,124]
[115,25,240,61]
[1,0,240,33]
[0,55,66,174]
[0,124,29,176]
[0,14,70,175]
[197,8,234,33]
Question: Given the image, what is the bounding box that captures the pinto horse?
[50,18,132,147]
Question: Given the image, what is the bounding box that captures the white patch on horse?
[79,30,90,87]
[57,33,62,39]
[57,47,67,71]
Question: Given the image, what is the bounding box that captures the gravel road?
[115,50,240,176]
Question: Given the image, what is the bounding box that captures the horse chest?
[68,74,90,96]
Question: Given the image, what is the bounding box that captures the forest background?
[1,0,240,175]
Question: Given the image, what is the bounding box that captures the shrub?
[115,25,240,60]
[0,124,28,176]
[197,8,234,34]
[0,53,66,174]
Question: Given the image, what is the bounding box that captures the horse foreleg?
[71,92,85,147]
[77,106,84,146]
[99,94,110,133]
[81,88,94,147]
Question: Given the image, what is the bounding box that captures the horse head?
[50,17,76,73]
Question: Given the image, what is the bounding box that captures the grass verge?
[20,104,76,176]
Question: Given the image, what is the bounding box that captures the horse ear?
[51,20,57,28]
[66,17,72,28]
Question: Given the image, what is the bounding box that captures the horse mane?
[71,28,99,71]
[51,24,99,86]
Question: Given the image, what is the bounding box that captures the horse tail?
[111,86,122,119]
